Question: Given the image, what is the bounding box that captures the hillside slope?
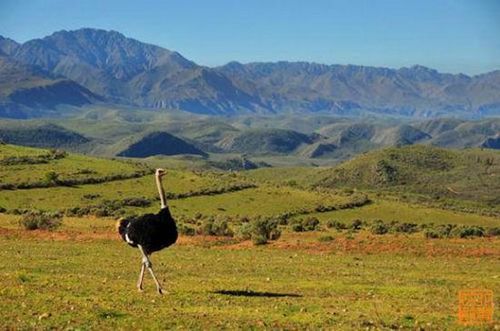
[215,129,315,154]
[314,145,500,211]
[117,131,207,158]
[0,122,90,149]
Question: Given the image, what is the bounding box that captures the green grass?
[0,144,143,186]
[0,227,498,329]
[300,199,500,228]
[315,145,500,210]
[0,143,499,329]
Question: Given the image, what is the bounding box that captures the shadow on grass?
[213,290,302,298]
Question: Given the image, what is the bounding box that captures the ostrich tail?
[116,218,130,240]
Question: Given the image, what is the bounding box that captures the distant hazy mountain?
[1,28,500,117]
[0,55,100,118]
[218,61,500,117]
[3,29,262,115]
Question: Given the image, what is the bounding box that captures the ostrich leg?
[138,245,164,295]
[137,262,145,291]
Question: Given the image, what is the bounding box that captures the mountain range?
[1,28,500,118]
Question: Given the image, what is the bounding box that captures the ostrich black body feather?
[118,207,178,254]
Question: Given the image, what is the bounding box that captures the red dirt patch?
[1,226,498,258]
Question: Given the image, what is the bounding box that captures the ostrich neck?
[156,176,167,209]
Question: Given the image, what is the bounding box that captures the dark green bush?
[486,227,500,237]
[326,220,347,231]
[424,229,441,239]
[435,224,455,238]
[45,171,60,184]
[178,224,196,236]
[451,226,485,238]
[237,217,281,245]
[393,222,419,234]
[349,219,364,231]
[19,211,63,231]
[122,197,151,207]
[370,220,389,235]
[291,222,304,232]
[303,217,320,231]
[291,217,320,232]
[199,217,234,237]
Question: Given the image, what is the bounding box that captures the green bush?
[122,197,151,207]
[237,217,281,245]
[291,222,304,232]
[326,220,347,231]
[19,211,63,231]
[45,171,60,184]
[199,217,234,237]
[393,222,419,234]
[349,219,364,231]
[178,223,196,236]
[451,226,485,238]
[237,222,253,240]
[424,229,441,239]
[370,220,389,235]
[303,217,320,231]
[486,227,500,237]
[291,217,320,232]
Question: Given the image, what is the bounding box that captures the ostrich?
[117,168,178,294]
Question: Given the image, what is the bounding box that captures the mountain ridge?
[1,28,500,118]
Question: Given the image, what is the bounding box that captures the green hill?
[0,122,90,149]
[314,145,500,213]
[215,128,314,154]
[117,131,207,158]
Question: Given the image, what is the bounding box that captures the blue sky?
[1,0,499,75]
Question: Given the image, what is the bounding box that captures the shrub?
[486,227,500,237]
[291,217,320,232]
[19,211,63,231]
[122,197,151,207]
[199,217,234,237]
[237,222,253,240]
[451,226,485,238]
[303,217,320,231]
[0,206,6,213]
[393,222,419,234]
[424,229,441,239]
[349,219,364,231]
[370,220,389,235]
[237,217,281,245]
[291,222,304,232]
[178,224,196,236]
[252,234,269,245]
[435,224,456,238]
[83,194,101,200]
[45,171,60,184]
[326,220,347,231]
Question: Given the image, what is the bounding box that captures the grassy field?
[299,199,500,228]
[0,214,498,330]
[0,144,144,186]
[0,144,499,329]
